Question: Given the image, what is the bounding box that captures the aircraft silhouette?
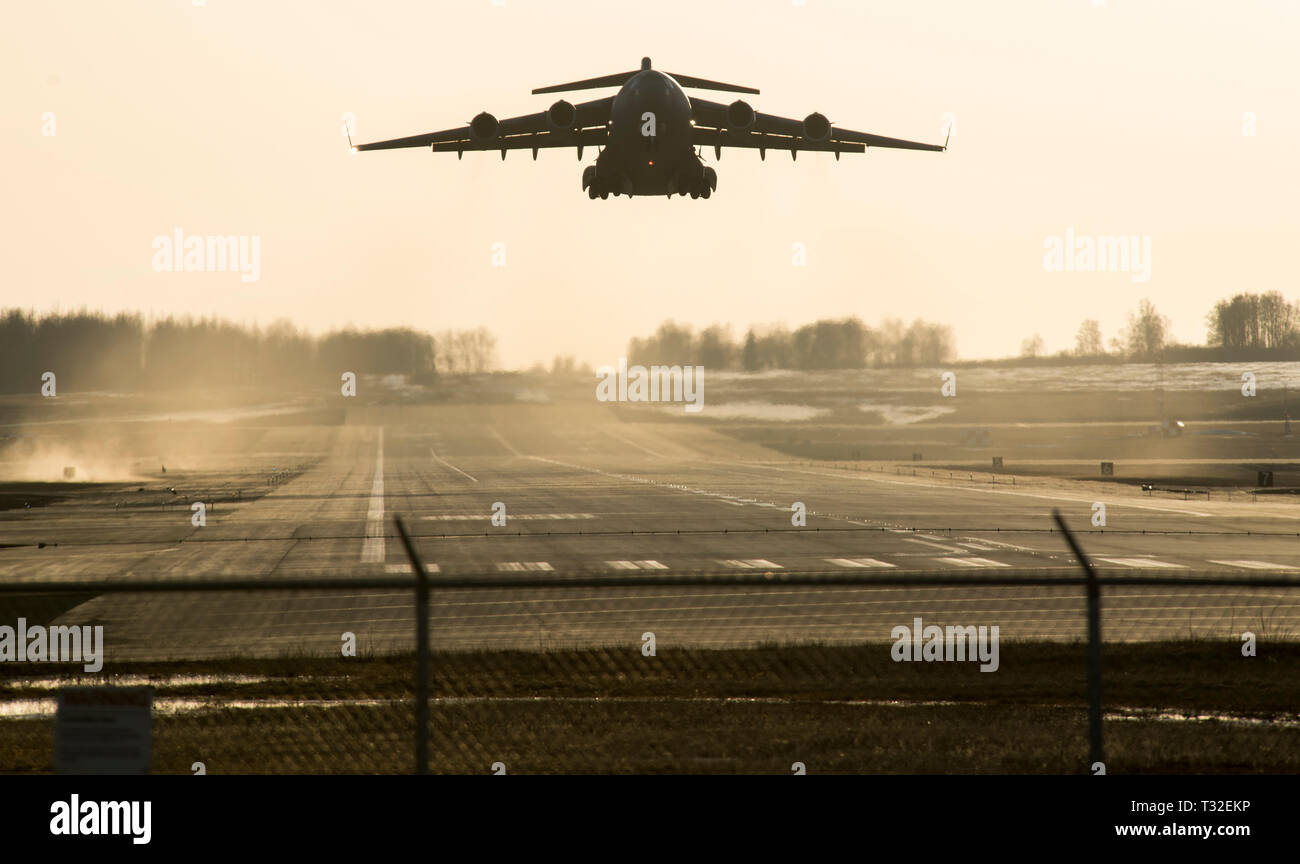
[353,57,946,199]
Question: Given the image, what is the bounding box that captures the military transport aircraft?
[352,57,946,199]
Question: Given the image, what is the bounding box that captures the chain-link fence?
[2,514,1299,774]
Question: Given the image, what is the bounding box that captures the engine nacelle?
[546,100,577,133]
[470,112,499,141]
[802,112,831,142]
[726,100,756,130]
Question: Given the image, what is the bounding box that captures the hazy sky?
[5,1,1298,369]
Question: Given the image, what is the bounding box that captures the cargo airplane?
[352,57,946,199]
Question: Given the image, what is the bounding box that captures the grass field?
[2,642,1297,774]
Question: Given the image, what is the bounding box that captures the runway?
[3,402,1299,659]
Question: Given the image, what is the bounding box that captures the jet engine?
[470,112,499,140]
[545,100,577,133]
[726,100,756,130]
[802,112,832,142]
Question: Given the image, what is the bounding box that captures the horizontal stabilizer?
[533,68,759,95]
[665,73,759,95]
[533,71,639,95]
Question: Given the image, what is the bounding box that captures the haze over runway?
[4,400,1298,660]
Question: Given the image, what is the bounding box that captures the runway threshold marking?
[497,561,555,572]
[605,560,670,570]
[1096,557,1185,569]
[1208,560,1300,570]
[360,428,385,564]
[385,563,441,574]
[718,559,784,569]
[429,447,478,483]
[825,558,896,568]
[934,557,1010,568]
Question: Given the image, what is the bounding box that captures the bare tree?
[1074,319,1103,356]
[1121,298,1170,358]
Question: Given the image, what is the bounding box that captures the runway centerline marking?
[360,428,385,564]
[429,447,477,483]
[1096,557,1185,569]
[903,537,966,553]
[488,426,524,458]
[935,557,1010,568]
[603,427,667,459]
[959,536,1041,553]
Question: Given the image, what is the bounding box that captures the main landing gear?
[583,165,631,199]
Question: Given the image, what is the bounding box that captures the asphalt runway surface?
[3,403,1300,659]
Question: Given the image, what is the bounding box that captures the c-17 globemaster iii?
[353,57,947,199]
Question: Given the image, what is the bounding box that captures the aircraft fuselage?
[589,70,713,198]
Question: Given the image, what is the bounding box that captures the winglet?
[942,124,952,152]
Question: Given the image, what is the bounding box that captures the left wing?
[354,97,613,157]
[689,98,945,159]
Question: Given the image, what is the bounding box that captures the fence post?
[1053,510,1104,772]
[394,515,430,775]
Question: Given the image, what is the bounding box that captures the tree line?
[0,309,497,393]
[1016,291,1300,363]
[627,317,957,370]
